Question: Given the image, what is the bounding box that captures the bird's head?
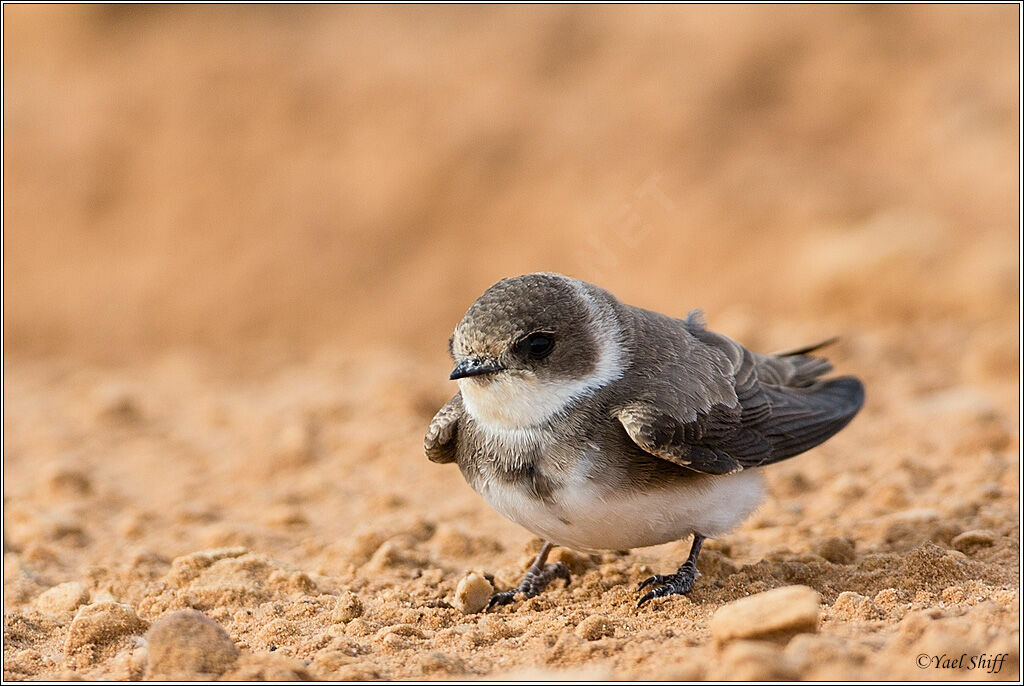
[448,273,626,429]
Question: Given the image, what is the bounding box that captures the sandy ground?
[3,5,1020,681]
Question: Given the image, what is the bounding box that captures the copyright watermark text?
[916,652,1009,675]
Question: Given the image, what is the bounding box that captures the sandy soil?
[3,5,1020,681]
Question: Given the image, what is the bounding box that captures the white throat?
[459,281,626,431]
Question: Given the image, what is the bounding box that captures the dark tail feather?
[772,336,840,358]
[761,376,865,463]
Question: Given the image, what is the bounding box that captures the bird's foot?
[487,562,570,609]
[637,561,700,607]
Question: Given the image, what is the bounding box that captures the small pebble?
[574,614,615,641]
[36,582,90,615]
[710,585,820,643]
[951,529,996,552]
[419,651,466,675]
[145,609,240,679]
[830,591,881,620]
[331,591,364,623]
[65,602,148,654]
[453,572,493,614]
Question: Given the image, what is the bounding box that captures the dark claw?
[487,562,570,610]
[638,584,676,607]
[637,573,670,591]
[487,590,517,608]
[636,563,700,608]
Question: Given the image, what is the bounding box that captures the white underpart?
[458,280,626,432]
[480,467,765,552]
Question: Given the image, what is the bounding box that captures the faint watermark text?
[916,652,1009,675]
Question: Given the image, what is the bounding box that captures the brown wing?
[617,320,864,475]
[424,393,463,464]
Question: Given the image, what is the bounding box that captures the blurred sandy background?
[3,5,1019,681]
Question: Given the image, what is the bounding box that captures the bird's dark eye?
[519,332,555,360]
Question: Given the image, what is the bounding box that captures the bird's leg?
[637,533,706,607]
[487,541,571,609]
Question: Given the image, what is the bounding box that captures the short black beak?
[450,358,505,380]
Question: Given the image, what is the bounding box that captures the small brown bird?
[425,273,864,608]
